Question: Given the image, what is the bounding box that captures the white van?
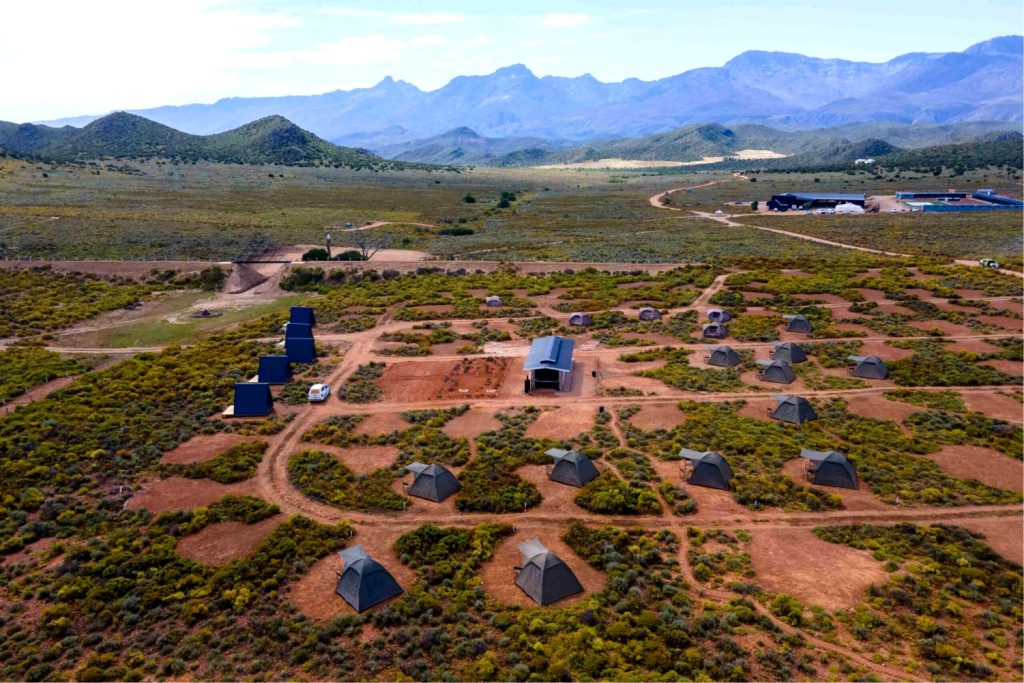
[307,383,331,402]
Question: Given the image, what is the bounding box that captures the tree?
[463,193,476,203]
[356,237,387,261]
[301,248,329,261]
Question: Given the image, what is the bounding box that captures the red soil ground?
[960,391,1024,423]
[125,477,260,513]
[748,527,888,610]
[317,444,400,475]
[909,320,975,336]
[479,527,606,608]
[1,537,58,567]
[159,433,264,465]
[858,339,913,360]
[175,515,285,565]
[957,517,1024,566]
[737,398,777,422]
[977,315,1024,332]
[286,524,418,621]
[381,358,511,401]
[857,288,889,302]
[781,459,888,511]
[518,464,594,517]
[354,412,410,437]
[981,359,1023,375]
[946,338,1002,353]
[842,394,920,426]
[442,407,502,439]
[924,445,1024,492]
[524,404,596,439]
[627,403,687,431]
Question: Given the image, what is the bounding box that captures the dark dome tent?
[702,322,729,339]
[485,295,503,307]
[568,312,593,327]
[286,337,317,364]
[706,345,742,368]
[638,306,661,321]
[773,342,807,364]
[770,394,817,424]
[514,540,584,606]
[289,306,316,327]
[800,448,859,489]
[848,355,889,379]
[258,355,291,384]
[285,322,313,340]
[757,359,795,384]
[679,448,733,490]
[232,382,273,417]
[405,462,461,502]
[707,308,732,323]
[546,448,599,487]
[335,545,404,613]
[783,314,813,335]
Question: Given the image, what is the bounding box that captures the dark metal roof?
[524,336,575,373]
[775,192,866,201]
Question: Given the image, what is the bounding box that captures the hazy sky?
[3,0,1021,122]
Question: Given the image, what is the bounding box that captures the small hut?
[290,306,317,327]
[848,355,889,379]
[284,322,313,340]
[568,312,593,327]
[285,336,316,364]
[706,345,742,368]
[678,448,733,490]
[702,322,729,339]
[232,382,273,417]
[757,359,795,384]
[773,342,808,364]
[405,462,461,502]
[335,545,404,613]
[485,295,503,308]
[769,395,817,424]
[707,308,732,323]
[783,314,813,335]
[514,540,584,606]
[258,355,291,384]
[638,306,661,321]
[546,448,599,487]
[799,448,859,489]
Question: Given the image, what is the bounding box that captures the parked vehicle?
[979,258,1001,269]
[307,383,331,402]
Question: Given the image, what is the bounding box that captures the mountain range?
[37,36,1023,145]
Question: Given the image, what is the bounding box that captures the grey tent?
[638,306,661,321]
[800,448,859,489]
[783,314,813,335]
[485,295,503,307]
[546,448,599,487]
[757,359,795,384]
[568,312,593,327]
[702,322,729,339]
[706,345,742,368]
[514,540,584,606]
[770,395,817,424]
[335,545,403,613]
[405,462,461,502]
[773,342,808,364]
[707,308,732,323]
[679,448,733,490]
[848,355,889,379]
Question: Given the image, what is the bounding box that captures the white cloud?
[323,8,466,25]
[409,34,450,47]
[539,12,592,28]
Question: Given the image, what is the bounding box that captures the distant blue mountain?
[38,36,1023,142]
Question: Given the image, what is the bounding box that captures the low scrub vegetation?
[0,346,93,401]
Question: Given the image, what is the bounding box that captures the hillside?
[0,113,411,169]
[879,131,1024,171]
[375,127,569,165]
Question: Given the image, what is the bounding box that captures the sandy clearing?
[924,445,1023,493]
[175,516,285,565]
[842,394,920,425]
[981,359,1023,375]
[960,391,1023,423]
[524,404,597,439]
[125,477,260,513]
[748,527,888,610]
[353,412,411,437]
[320,444,401,475]
[540,150,785,170]
[956,517,1024,566]
[479,527,606,607]
[627,403,687,431]
[442,408,503,439]
[160,433,263,465]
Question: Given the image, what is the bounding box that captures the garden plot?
[748,527,888,611]
[175,516,285,565]
[125,476,260,512]
[524,404,597,439]
[924,445,1024,493]
[380,357,512,401]
[159,432,262,465]
[479,527,606,608]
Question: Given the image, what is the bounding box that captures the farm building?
[783,314,813,335]
[702,322,729,339]
[335,545,404,613]
[767,193,865,211]
[514,540,584,606]
[285,322,312,340]
[567,312,593,327]
[232,382,273,417]
[706,345,742,368]
[290,306,317,327]
[257,355,291,384]
[679,449,733,490]
[546,448,599,487]
[848,355,889,379]
[773,342,807,364]
[484,295,503,307]
[770,395,817,424]
[757,359,795,384]
[405,462,461,502]
[707,308,732,323]
[286,336,317,364]
[799,449,859,489]
[524,335,575,392]
[638,306,661,321]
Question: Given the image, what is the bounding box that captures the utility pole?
[325,233,332,260]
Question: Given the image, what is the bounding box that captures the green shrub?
[574,471,662,515]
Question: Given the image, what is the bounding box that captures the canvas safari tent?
[514,540,584,606]
[405,462,461,502]
[546,448,599,487]
[757,359,795,384]
[707,308,732,323]
[678,448,733,490]
[638,306,661,321]
[769,394,817,424]
[335,545,404,613]
[799,448,859,489]
[783,314,813,335]
[848,355,889,379]
[772,342,807,364]
[706,345,741,368]
[702,322,729,339]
